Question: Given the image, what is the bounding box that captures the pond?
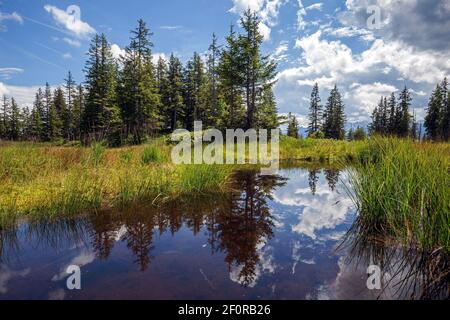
[0,166,448,300]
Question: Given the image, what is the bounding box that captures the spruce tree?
[30,89,44,141]
[440,78,450,140]
[286,113,299,138]
[424,84,443,140]
[164,53,184,131]
[323,85,345,140]
[308,83,322,135]
[183,52,207,131]
[53,87,66,140]
[255,85,278,129]
[82,34,121,144]
[218,25,245,129]
[72,84,84,141]
[64,71,76,140]
[205,33,222,128]
[239,9,277,129]
[0,95,10,140]
[119,19,160,143]
[397,86,412,137]
[387,92,396,135]
[9,98,21,140]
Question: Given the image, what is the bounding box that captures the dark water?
[0,167,448,300]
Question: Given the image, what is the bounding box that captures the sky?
[1,0,450,128]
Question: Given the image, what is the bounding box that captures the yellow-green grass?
[0,139,234,225]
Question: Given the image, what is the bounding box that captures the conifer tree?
[183,52,207,130]
[53,87,66,140]
[397,86,412,137]
[0,95,10,140]
[164,53,184,131]
[440,78,450,140]
[119,19,160,143]
[239,9,277,129]
[424,84,443,140]
[308,83,322,135]
[218,25,245,129]
[64,71,76,140]
[286,113,299,138]
[9,98,21,140]
[82,34,121,144]
[255,85,278,129]
[387,92,396,135]
[205,33,222,128]
[323,85,345,140]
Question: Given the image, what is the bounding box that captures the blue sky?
[1,0,450,127]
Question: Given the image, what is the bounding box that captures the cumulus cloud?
[0,83,42,107]
[275,27,450,123]
[229,0,287,41]
[110,43,126,60]
[339,0,450,51]
[44,4,96,39]
[152,52,168,64]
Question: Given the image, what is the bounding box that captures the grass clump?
[141,145,165,164]
[348,137,450,252]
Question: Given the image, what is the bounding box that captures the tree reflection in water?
[0,170,286,281]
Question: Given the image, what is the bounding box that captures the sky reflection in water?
[0,167,447,300]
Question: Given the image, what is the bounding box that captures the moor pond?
[0,166,448,299]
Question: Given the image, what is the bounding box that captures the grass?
[0,138,234,226]
[346,137,450,252]
[1,136,449,254]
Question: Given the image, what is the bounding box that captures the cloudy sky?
[1,0,449,127]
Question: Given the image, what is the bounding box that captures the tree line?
[0,10,278,146]
[287,83,346,140]
[290,80,449,141]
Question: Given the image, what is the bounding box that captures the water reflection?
[0,166,448,300]
[335,218,450,300]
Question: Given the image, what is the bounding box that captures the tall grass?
[348,138,450,252]
[0,139,233,225]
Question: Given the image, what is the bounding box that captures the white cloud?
[62,37,81,47]
[272,41,289,62]
[0,83,50,108]
[44,4,96,39]
[111,43,126,60]
[159,25,182,30]
[152,52,167,64]
[62,53,72,59]
[349,82,397,115]
[275,28,450,123]
[296,0,308,31]
[0,11,23,28]
[229,0,287,41]
[305,2,323,11]
[0,68,24,80]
